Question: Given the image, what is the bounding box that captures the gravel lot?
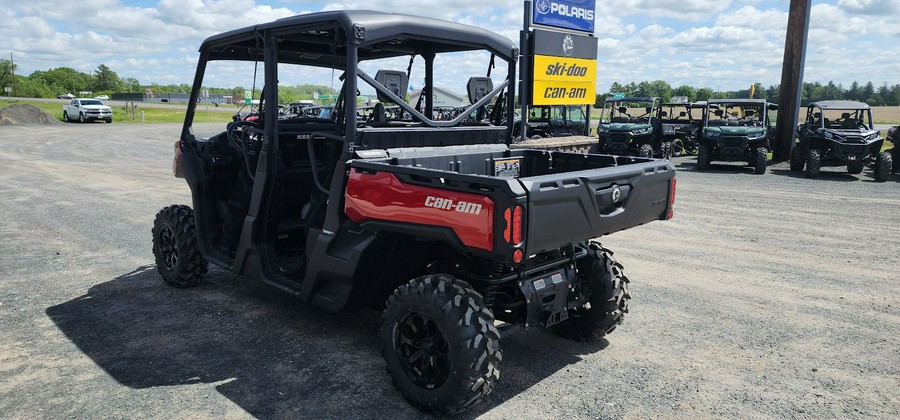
[1,122,898,418]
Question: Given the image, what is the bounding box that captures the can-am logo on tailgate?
[424,196,483,215]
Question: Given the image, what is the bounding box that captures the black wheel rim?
[157,225,178,271]
[395,311,450,389]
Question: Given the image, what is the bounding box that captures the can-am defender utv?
[791,101,890,181]
[151,10,676,415]
[695,99,776,174]
[596,97,663,158]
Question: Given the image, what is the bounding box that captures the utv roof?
[199,10,518,67]
[707,99,767,104]
[809,100,871,110]
[606,97,658,102]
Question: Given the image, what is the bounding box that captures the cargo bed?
[348,144,676,256]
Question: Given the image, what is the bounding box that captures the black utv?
[513,105,589,139]
[596,97,663,158]
[791,101,890,181]
[657,102,699,157]
[150,10,676,416]
[695,99,776,174]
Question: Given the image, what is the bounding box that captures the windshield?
[659,104,691,122]
[812,108,872,130]
[706,103,765,127]
[80,100,103,106]
[601,100,655,124]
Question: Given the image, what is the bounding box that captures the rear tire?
[754,147,768,174]
[790,145,805,171]
[552,241,630,342]
[381,275,501,416]
[152,205,207,288]
[806,149,821,178]
[639,143,653,158]
[874,151,892,182]
[696,144,710,171]
[847,159,864,174]
[662,141,673,159]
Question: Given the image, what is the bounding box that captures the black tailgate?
[518,160,675,254]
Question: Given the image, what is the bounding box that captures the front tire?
[381,275,501,416]
[874,151,892,182]
[552,241,630,342]
[696,144,710,171]
[105,118,112,124]
[790,145,805,171]
[639,143,653,158]
[806,149,821,178]
[78,113,85,123]
[754,147,768,174]
[63,111,69,121]
[152,205,207,288]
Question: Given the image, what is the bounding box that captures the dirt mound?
[0,104,63,125]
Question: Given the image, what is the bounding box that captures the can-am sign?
[533,0,596,33]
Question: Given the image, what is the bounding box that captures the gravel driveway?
[1,122,898,418]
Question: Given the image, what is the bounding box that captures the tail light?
[173,140,184,178]
[504,204,525,263]
[512,205,524,244]
[667,177,676,219]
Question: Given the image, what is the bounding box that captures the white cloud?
[0,0,897,93]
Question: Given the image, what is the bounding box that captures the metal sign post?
[521,0,598,141]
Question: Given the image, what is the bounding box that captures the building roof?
[410,86,468,107]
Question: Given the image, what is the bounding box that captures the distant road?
[15,96,243,113]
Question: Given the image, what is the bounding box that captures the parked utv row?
[596,97,777,174]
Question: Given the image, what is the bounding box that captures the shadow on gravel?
[46,265,608,418]
[770,168,868,182]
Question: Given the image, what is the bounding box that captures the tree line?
[0,60,336,104]
[598,80,900,107]
[2,60,897,108]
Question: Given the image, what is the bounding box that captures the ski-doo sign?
[532,0,596,33]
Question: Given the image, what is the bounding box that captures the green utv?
[597,97,664,158]
[791,101,890,181]
[695,99,776,174]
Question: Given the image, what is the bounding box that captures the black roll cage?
[181,11,520,153]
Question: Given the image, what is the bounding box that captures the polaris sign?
[533,0,596,33]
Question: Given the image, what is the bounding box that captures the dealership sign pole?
[521,0,598,140]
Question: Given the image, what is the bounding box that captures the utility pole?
[10,53,16,97]
[774,0,812,161]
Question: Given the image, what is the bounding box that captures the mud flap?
[518,266,576,328]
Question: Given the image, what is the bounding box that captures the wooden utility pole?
[774,0,812,161]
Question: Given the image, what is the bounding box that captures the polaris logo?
[536,0,595,21]
[424,196,483,215]
[545,62,589,77]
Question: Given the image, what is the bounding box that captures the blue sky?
[2,0,898,93]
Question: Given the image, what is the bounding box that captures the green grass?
[0,99,232,123]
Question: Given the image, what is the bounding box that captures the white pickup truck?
[62,99,113,123]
